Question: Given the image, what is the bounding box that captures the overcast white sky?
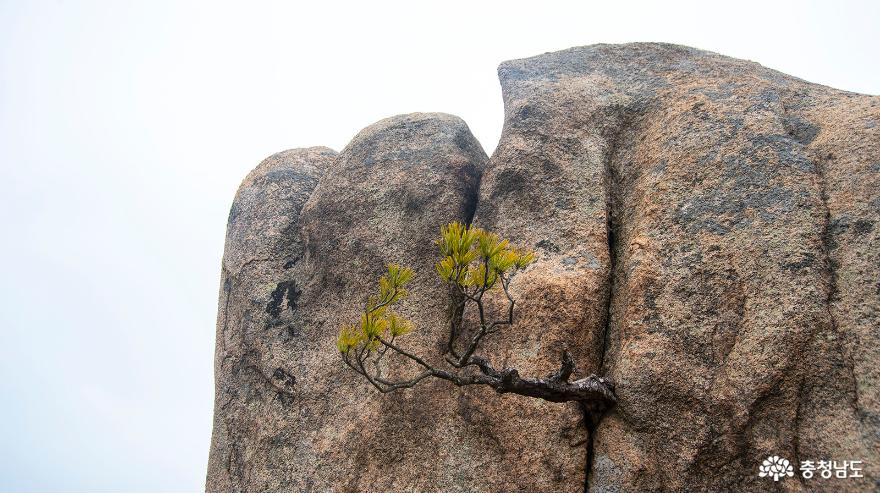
[0,0,877,491]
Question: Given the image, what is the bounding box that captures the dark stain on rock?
[641,285,665,332]
[748,134,815,172]
[269,430,293,447]
[454,129,474,152]
[270,367,297,406]
[227,201,241,225]
[285,326,301,340]
[827,215,853,249]
[276,392,295,407]
[536,238,561,253]
[540,156,561,175]
[555,197,575,210]
[782,252,816,272]
[261,169,298,185]
[782,115,820,145]
[674,182,798,234]
[272,367,297,389]
[266,280,302,318]
[404,189,430,216]
[853,219,874,236]
[516,104,548,123]
[491,168,529,200]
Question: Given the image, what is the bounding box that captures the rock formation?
[207,44,879,492]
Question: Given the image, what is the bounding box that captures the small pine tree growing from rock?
[337,222,617,421]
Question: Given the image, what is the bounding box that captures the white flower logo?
[759,455,794,481]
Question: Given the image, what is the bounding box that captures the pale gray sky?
[0,0,877,491]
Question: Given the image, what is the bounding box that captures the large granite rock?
[207,146,335,492]
[208,114,588,491]
[497,44,879,493]
[207,45,879,492]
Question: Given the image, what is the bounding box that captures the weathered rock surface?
[209,114,588,492]
[497,44,879,493]
[208,44,879,492]
[207,146,335,492]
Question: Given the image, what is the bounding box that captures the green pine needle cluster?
[337,264,415,354]
[435,222,535,289]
